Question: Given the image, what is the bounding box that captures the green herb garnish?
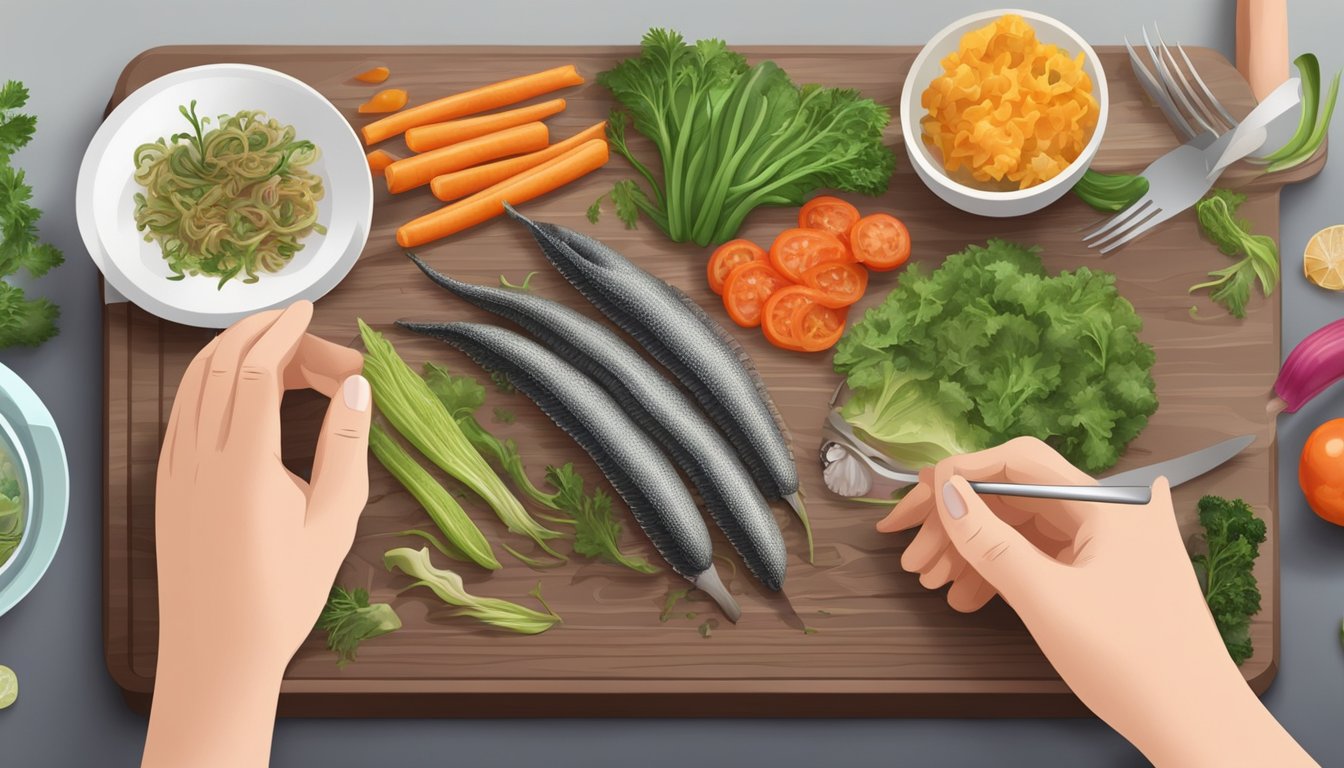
[318,587,401,668]
[1190,495,1266,665]
[0,80,61,348]
[1189,189,1278,318]
[547,463,657,574]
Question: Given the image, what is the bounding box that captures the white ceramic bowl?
[77,64,372,328]
[900,9,1108,218]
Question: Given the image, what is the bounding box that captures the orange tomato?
[800,260,868,308]
[849,213,911,271]
[707,239,767,295]
[762,286,819,351]
[358,88,409,114]
[722,261,789,328]
[1300,418,1344,526]
[794,300,847,351]
[798,196,861,243]
[769,228,850,283]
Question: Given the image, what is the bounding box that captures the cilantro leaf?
[546,463,657,574]
[1190,495,1266,665]
[0,83,61,347]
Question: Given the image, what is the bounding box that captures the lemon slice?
[0,665,16,710]
[1304,225,1344,290]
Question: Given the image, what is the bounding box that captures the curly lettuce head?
[832,239,1158,474]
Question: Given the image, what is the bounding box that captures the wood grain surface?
[103,44,1317,717]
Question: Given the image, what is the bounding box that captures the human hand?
[144,301,370,768]
[879,437,1314,767]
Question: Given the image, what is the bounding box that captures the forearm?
[141,649,284,768]
[1112,655,1315,768]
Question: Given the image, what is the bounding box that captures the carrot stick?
[367,149,397,176]
[362,64,584,146]
[430,121,607,202]
[397,139,609,248]
[406,98,567,153]
[384,122,549,194]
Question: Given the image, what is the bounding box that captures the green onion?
[384,547,562,634]
[369,424,500,571]
[358,319,562,556]
[1073,169,1149,213]
[1258,53,1341,173]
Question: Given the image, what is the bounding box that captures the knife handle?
[968,482,1152,506]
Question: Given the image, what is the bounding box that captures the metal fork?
[1126,24,1240,141]
[1082,130,1217,253]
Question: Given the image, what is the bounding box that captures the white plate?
[77,64,372,328]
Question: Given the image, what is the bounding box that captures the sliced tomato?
[762,286,821,351]
[722,261,789,328]
[793,300,848,352]
[798,196,862,243]
[800,260,868,308]
[848,213,911,272]
[707,239,767,295]
[769,228,850,283]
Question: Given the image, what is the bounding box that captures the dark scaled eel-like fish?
[401,258,788,591]
[410,321,741,621]
[501,203,813,557]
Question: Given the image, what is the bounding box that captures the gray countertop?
[2,0,1343,765]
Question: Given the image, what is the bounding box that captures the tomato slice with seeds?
[722,261,789,328]
[798,196,862,244]
[793,300,848,352]
[707,239,767,295]
[848,213,911,272]
[800,260,868,308]
[768,228,850,283]
[762,286,821,351]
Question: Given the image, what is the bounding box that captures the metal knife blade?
[1099,434,1254,488]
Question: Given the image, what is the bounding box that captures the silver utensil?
[1099,434,1255,487]
[1128,25,1238,141]
[1082,130,1218,253]
[1083,80,1298,253]
[1127,23,1297,160]
[824,441,1153,505]
[820,406,1255,504]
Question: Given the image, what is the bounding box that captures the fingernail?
[344,375,371,412]
[942,480,967,520]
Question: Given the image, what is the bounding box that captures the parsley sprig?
[0,80,62,347]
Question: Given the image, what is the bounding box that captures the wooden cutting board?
[103,45,1322,717]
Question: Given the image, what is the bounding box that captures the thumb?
[307,374,373,549]
[937,475,1056,600]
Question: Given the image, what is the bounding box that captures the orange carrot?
[362,64,583,145]
[367,149,397,176]
[429,121,607,202]
[397,139,609,248]
[358,88,409,114]
[405,98,567,153]
[355,66,390,84]
[384,122,549,194]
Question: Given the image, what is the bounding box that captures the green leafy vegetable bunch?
[0,81,62,347]
[832,239,1158,473]
[594,29,895,246]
